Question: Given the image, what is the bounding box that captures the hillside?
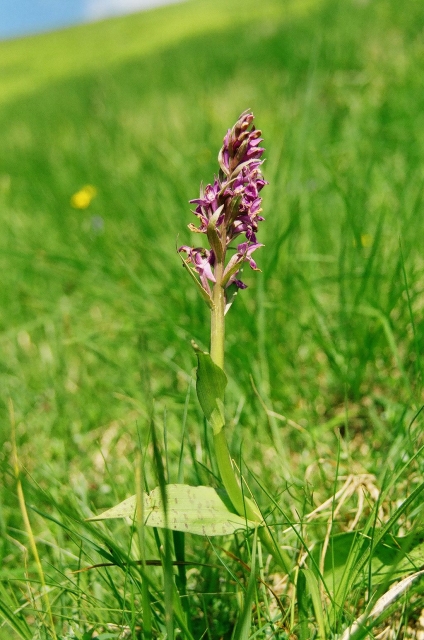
[0,0,316,106]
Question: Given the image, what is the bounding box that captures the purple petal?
[247,242,264,254]
[246,230,257,242]
[202,261,216,283]
[248,137,263,147]
[237,241,249,253]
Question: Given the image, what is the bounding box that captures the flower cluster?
[179,111,266,296]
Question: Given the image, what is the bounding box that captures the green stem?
[210,261,225,369]
[209,259,290,573]
[214,429,261,522]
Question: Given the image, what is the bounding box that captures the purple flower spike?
[179,110,267,302]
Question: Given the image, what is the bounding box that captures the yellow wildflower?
[70,185,97,209]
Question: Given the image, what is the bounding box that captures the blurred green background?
[1,0,424,487]
[1,0,424,628]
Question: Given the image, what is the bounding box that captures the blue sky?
[0,0,181,40]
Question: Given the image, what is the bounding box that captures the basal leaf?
[314,528,424,594]
[89,494,137,520]
[89,484,255,537]
[196,352,227,434]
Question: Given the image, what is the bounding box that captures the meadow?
[1,0,424,637]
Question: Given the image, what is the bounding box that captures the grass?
[1,0,424,637]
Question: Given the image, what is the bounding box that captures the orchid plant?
[178,112,270,523]
[92,111,287,569]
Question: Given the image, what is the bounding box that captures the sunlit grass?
[0,0,317,107]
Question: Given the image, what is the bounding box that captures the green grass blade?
[233,528,258,640]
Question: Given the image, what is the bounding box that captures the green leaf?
[226,194,242,227]
[206,205,224,262]
[375,531,424,565]
[0,581,32,639]
[297,569,310,640]
[233,528,258,640]
[224,282,240,315]
[303,568,326,639]
[196,351,227,434]
[314,528,424,593]
[221,258,243,288]
[89,484,255,536]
